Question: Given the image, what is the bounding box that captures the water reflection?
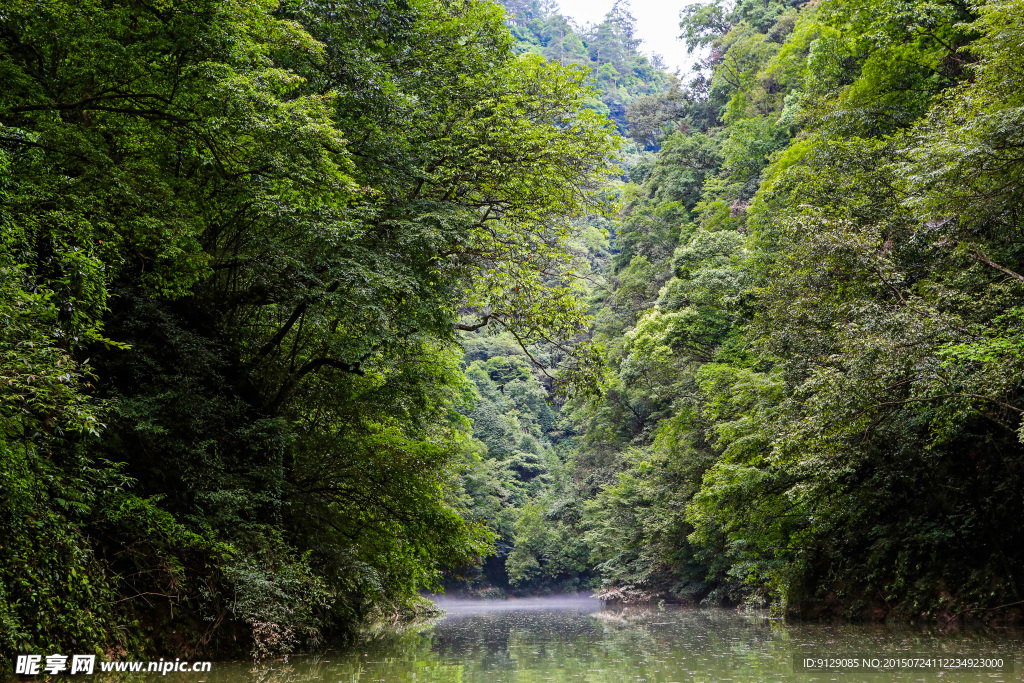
[112,600,1023,683]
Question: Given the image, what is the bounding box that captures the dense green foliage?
[501,0,670,135]
[5,0,1024,665]
[0,0,617,663]
[490,0,1024,623]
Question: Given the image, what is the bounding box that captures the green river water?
[150,598,1023,683]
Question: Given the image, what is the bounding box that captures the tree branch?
[269,353,370,411]
[972,248,1024,282]
[247,282,340,367]
[456,313,491,331]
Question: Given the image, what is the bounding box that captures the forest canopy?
[4,0,1024,667]
[0,0,616,660]
[496,0,1024,624]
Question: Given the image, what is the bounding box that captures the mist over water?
[425,594,602,617]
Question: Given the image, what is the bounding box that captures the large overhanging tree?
[0,0,618,657]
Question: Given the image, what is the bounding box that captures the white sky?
[553,0,703,75]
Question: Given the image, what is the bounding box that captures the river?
[168,597,1022,682]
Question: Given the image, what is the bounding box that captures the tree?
[0,0,620,658]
